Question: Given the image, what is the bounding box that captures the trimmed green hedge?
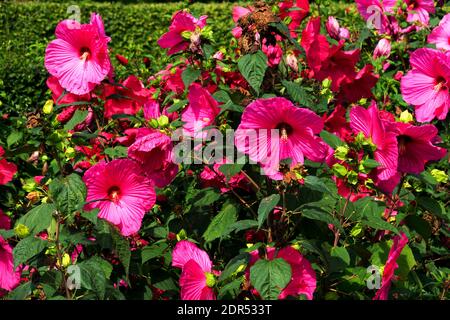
[0,1,245,113]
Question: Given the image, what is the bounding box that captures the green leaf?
[192,188,221,207]
[16,203,55,234]
[13,236,47,267]
[417,196,449,222]
[270,22,304,52]
[7,130,23,147]
[329,246,350,273]
[104,146,128,159]
[219,163,244,180]
[168,99,188,113]
[320,130,345,149]
[110,226,131,276]
[217,278,243,299]
[49,173,86,214]
[219,253,249,281]
[249,257,291,300]
[303,176,330,193]
[77,257,108,299]
[405,215,432,240]
[7,282,33,300]
[64,109,88,131]
[357,198,399,234]
[203,202,238,242]
[227,220,259,233]
[182,66,201,88]
[301,207,343,232]
[142,242,169,264]
[281,80,313,107]
[238,51,267,96]
[257,194,280,229]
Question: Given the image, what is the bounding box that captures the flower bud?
[43,100,54,114]
[430,169,448,184]
[326,16,340,40]
[14,223,30,238]
[286,52,298,72]
[399,110,413,123]
[334,145,349,161]
[115,54,129,66]
[373,39,391,59]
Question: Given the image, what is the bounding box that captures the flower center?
[80,47,91,61]
[408,0,419,10]
[276,122,293,142]
[107,186,121,203]
[397,135,412,155]
[434,76,447,92]
[204,272,216,288]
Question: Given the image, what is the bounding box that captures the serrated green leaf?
[49,173,86,215]
[258,194,280,229]
[13,236,47,268]
[249,257,291,300]
[16,203,55,234]
[281,80,313,107]
[238,51,267,96]
[182,66,201,88]
[203,202,238,242]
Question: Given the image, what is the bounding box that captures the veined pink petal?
[172,240,212,272]
[179,260,215,300]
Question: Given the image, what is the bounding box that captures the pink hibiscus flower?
[128,130,178,188]
[248,246,317,300]
[45,16,111,95]
[0,236,21,291]
[373,232,408,300]
[301,17,330,74]
[350,103,399,194]
[182,83,220,138]
[103,75,152,119]
[428,14,450,51]
[0,209,11,230]
[83,159,156,236]
[172,240,216,300]
[401,48,450,122]
[355,0,396,34]
[395,122,447,174]
[157,11,207,56]
[404,0,435,26]
[235,97,327,179]
[0,146,17,185]
[278,0,310,38]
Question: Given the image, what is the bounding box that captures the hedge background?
[0,0,364,115]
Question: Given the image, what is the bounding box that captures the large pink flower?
[355,0,396,34]
[83,159,156,236]
[395,122,447,174]
[0,146,17,185]
[350,103,399,193]
[404,0,435,26]
[248,246,317,300]
[235,97,327,179]
[182,83,220,138]
[401,48,450,122]
[103,75,152,119]
[45,16,111,95]
[373,233,408,300]
[0,236,21,291]
[428,14,450,51]
[278,0,310,38]
[172,240,216,300]
[157,11,207,56]
[128,130,178,188]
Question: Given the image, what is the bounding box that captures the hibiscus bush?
[0,0,449,301]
